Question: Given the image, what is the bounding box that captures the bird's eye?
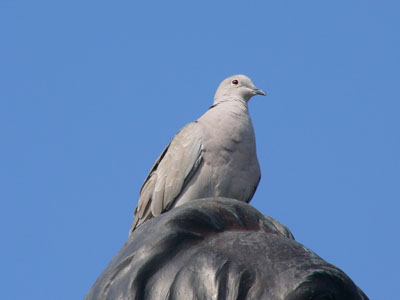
[232,79,239,85]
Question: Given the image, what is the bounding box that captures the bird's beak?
[254,88,267,96]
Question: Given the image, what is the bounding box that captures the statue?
[85,198,368,300]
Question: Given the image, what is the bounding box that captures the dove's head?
[214,75,266,103]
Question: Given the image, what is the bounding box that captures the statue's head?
[85,198,368,300]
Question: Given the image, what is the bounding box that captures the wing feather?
[130,122,203,233]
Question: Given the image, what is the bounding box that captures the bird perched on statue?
[130,75,266,234]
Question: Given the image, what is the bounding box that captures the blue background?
[1,1,398,299]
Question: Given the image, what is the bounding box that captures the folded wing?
[130,122,204,233]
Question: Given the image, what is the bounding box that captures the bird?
[130,75,266,234]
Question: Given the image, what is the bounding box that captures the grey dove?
[130,75,266,233]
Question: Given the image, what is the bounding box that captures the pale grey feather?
[131,123,204,232]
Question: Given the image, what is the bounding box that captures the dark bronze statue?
[85,198,368,300]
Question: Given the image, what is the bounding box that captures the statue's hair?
[85,198,368,300]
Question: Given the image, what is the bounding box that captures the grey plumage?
[130,75,266,233]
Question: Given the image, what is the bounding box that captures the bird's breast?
[175,104,260,206]
[200,109,258,168]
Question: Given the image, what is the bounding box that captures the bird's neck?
[201,97,251,127]
[212,96,248,111]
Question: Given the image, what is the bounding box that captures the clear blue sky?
[1,1,398,299]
